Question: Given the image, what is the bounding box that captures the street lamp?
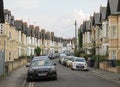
[74,20,77,52]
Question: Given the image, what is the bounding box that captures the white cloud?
[25,9,90,38]
[14,9,90,38]
[73,9,90,25]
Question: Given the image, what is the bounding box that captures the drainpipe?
[117,16,119,60]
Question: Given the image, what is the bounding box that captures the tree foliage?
[34,46,41,56]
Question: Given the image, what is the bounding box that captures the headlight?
[50,67,56,72]
[73,62,77,66]
[29,68,35,73]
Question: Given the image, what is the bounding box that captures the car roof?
[32,56,50,61]
[60,54,66,56]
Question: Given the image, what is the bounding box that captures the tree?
[78,29,83,48]
[34,46,41,56]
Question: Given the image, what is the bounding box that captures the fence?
[0,50,5,76]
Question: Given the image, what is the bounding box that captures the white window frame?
[111,26,117,38]
[112,51,116,59]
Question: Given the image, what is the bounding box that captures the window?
[111,26,117,38]
[9,52,11,60]
[0,24,3,35]
[106,24,108,37]
[112,51,116,59]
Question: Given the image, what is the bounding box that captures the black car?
[26,58,57,81]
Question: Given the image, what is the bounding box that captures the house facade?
[78,0,120,61]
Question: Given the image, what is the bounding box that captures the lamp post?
[74,20,77,52]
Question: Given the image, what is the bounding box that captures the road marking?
[22,79,26,87]
[29,82,34,87]
[29,82,31,87]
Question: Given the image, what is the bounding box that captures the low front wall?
[100,62,120,73]
[100,61,111,71]
[6,58,27,74]
[107,66,120,73]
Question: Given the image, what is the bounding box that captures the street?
[0,59,120,87]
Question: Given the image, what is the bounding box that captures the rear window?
[75,59,85,62]
[31,60,53,67]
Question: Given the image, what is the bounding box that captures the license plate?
[38,73,47,76]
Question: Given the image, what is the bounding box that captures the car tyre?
[27,76,31,82]
[53,76,57,80]
[71,67,75,70]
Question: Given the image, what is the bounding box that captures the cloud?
[24,9,90,38]
[73,9,90,25]
[14,9,90,38]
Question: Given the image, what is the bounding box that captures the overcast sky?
[4,0,107,38]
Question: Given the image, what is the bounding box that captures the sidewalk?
[90,67,120,84]
[0,66,27,87]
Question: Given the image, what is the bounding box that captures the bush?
[34,46,41,56]
[91,55,108,62]
[19,55,27,59]
[115,60,120,66]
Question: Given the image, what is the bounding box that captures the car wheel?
[27,76,31,82]
[71,67,74,70]
[53,75,57,80]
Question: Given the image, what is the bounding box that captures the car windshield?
[31,60,53,67]
[75,58,85,62]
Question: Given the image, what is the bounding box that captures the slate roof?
[100,7,108,20]
[118,0,120,11]
[83,21,87,33]
[46,32,50,40]
[94,13,102,25]
[0,0,5,23]
[107,0,120,15]
[14,20,23,31]
[4,9,11,15]
[51,32,54,41]
[22,22,27,34]
[90,16,95,26]
[34,26,39,38]
[80,25,84,33]
[86,21,91,31]
[41,29,45,39]
[11,15,14,20]
[26,28,31,37]
[29,25,35,37]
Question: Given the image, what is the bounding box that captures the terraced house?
[107,0,120,60]
[79,0,120,61]
[0,7,75,73]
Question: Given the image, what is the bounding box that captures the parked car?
[62,57,70,66]
[66,56,75,67]
[58,54,67,64]
[26,58,57,81]
[32,56,50,61]
[71,57,88,71]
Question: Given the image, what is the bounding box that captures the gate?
[0,50,5,76]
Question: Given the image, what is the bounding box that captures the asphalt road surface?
[0,59,120,87]
[25,59,120,87]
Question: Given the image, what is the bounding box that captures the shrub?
[115,60,120,66]
[34,46,41,56]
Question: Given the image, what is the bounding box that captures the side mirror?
[54,63,57,65]
[26,63,30,67]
